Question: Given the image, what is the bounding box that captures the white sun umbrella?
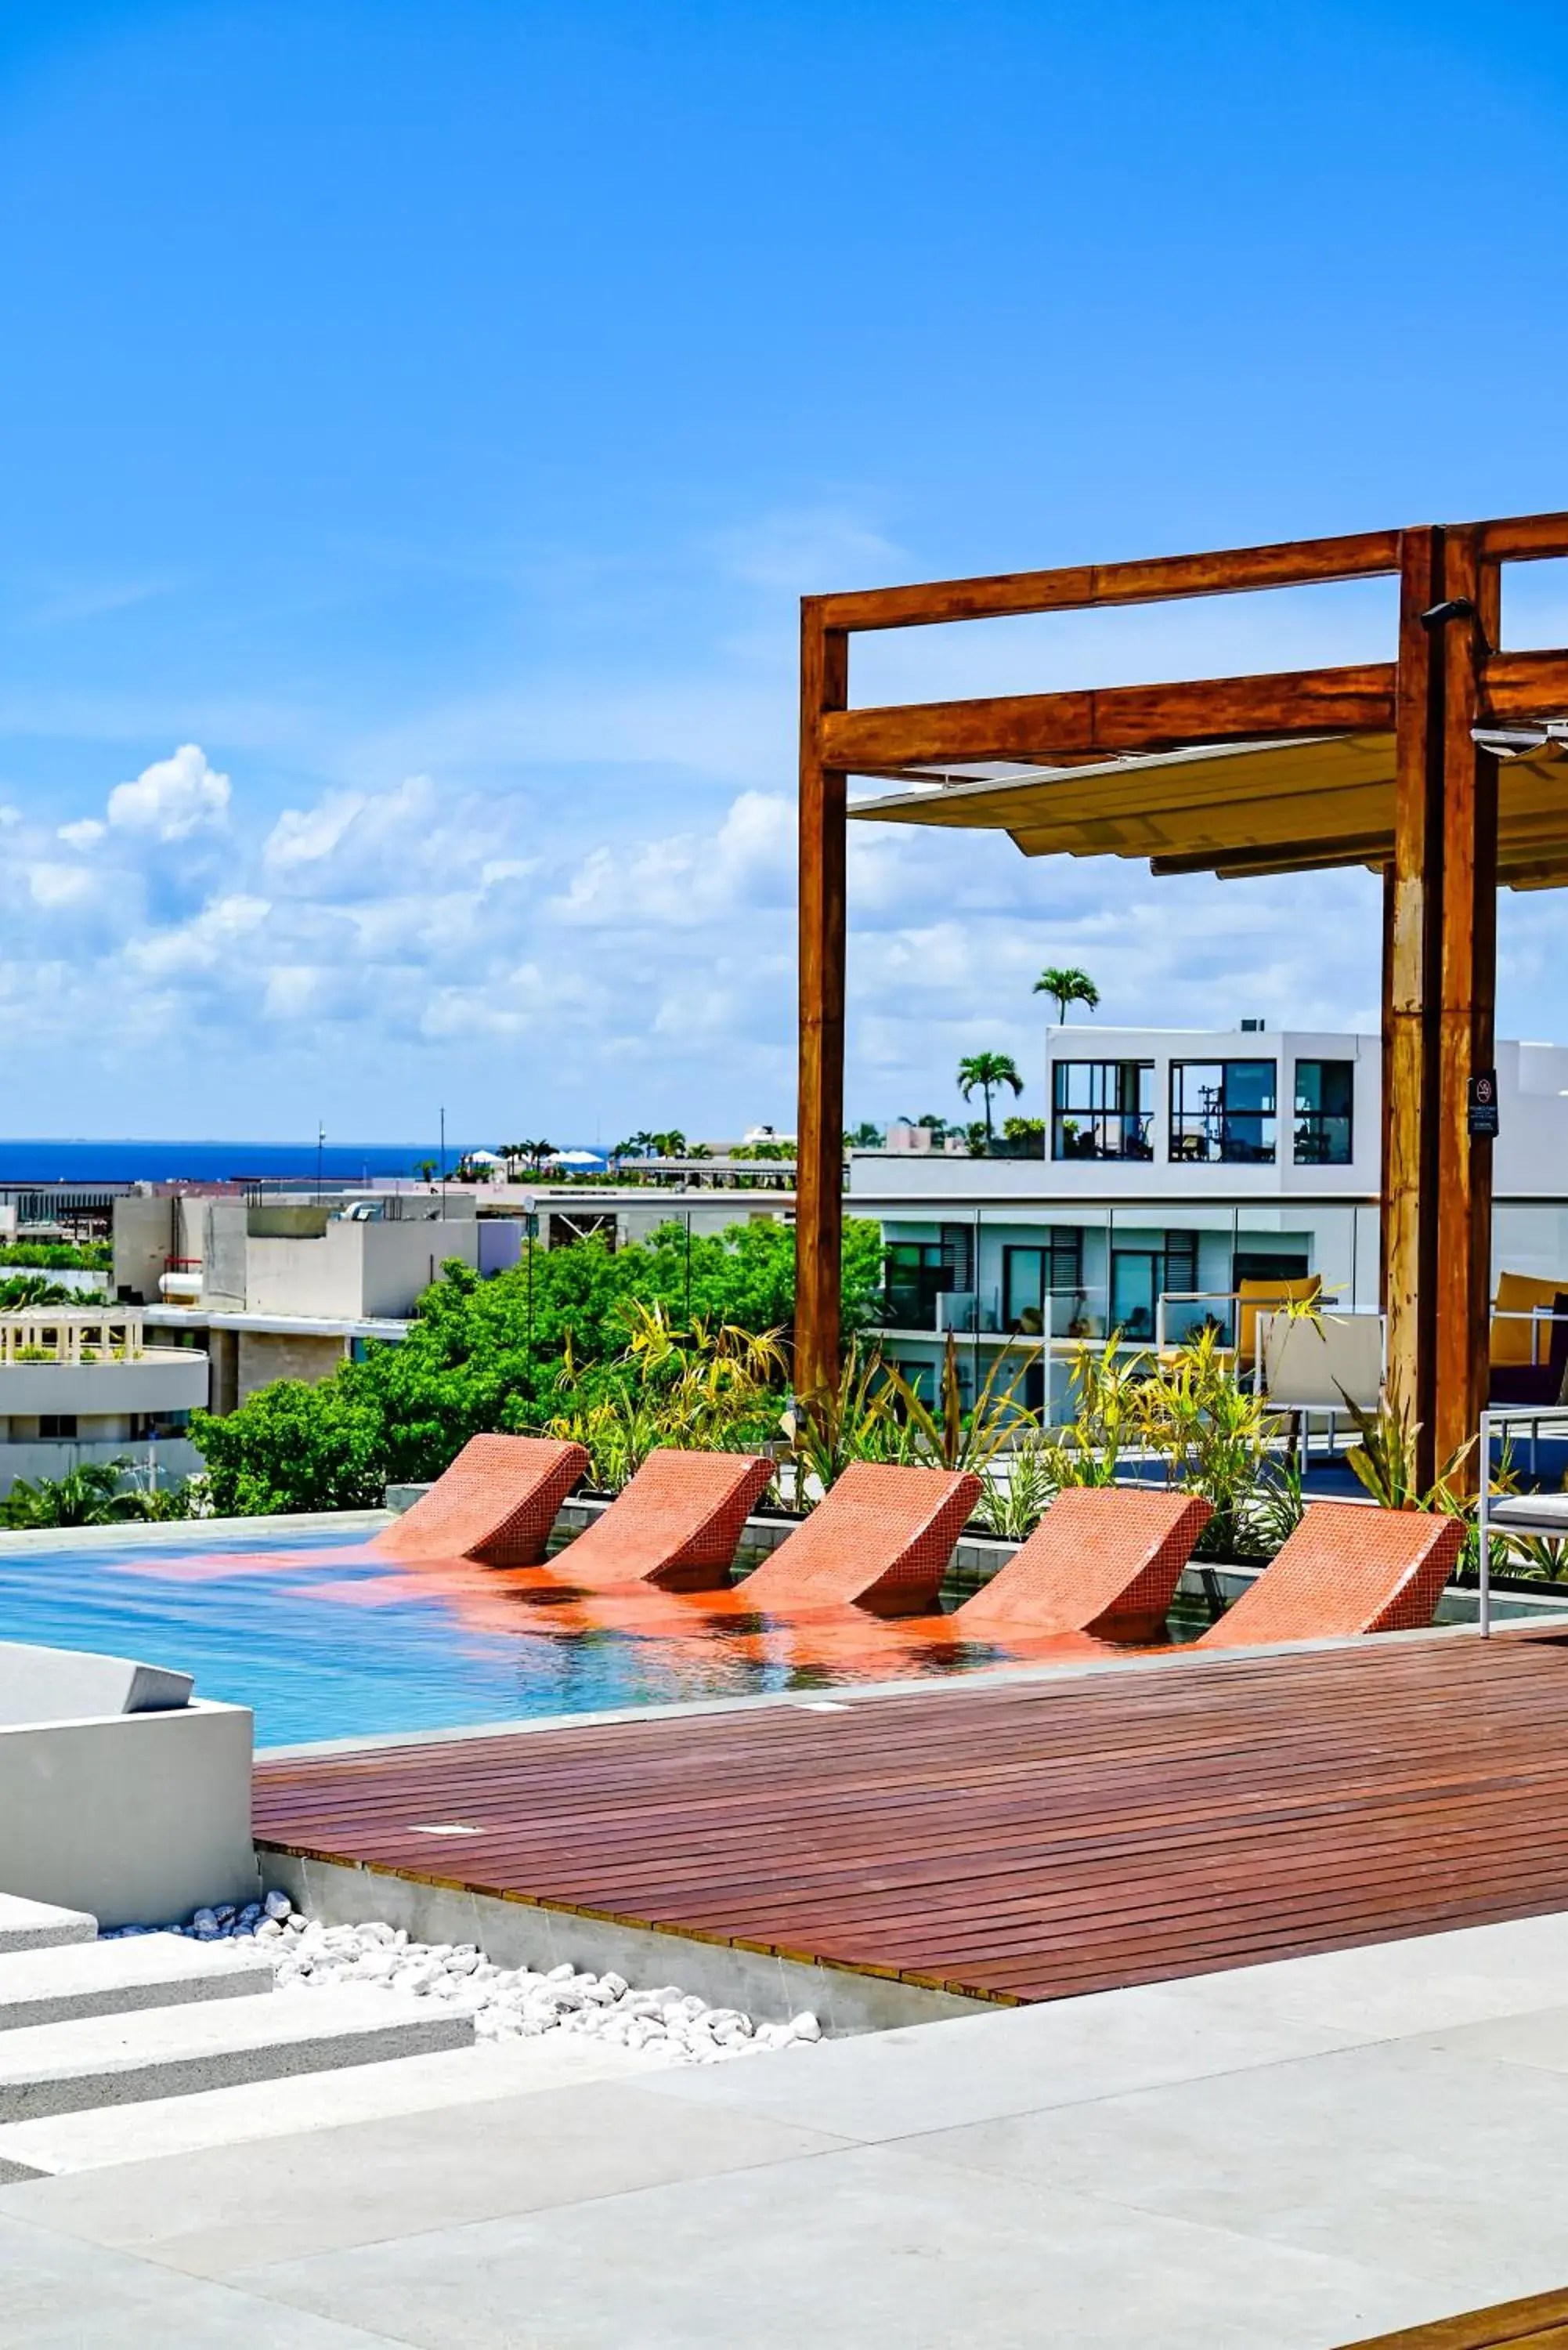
[547,1149,605,1167]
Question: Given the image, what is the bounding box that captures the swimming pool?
[0,1517,1024,1748]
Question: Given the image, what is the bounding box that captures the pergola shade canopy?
[849,731,1568,888]
[793,513,1568,1485]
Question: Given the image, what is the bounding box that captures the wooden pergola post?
[795,599,848,1402]
[1386,525,1501,1483]
[1386,528,1444,1467]
[1433,526,1500,1473]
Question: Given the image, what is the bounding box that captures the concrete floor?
[9,1911,1568,2345]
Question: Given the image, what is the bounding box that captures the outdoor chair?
[553,1448,775,1593]
[1490,1271,1568,1368]
[373,1433,588,1567]
[742,1460,982,1618]
[956,1488,1213,1643]
[1194,1499,1463,1649]
[1489,1291,1568,1408]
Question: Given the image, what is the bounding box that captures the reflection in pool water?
[0,1523,1063,1749]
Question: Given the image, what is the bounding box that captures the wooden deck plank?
[255,1628,1568,2005]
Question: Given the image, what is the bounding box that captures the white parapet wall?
[0,1699,258,1928]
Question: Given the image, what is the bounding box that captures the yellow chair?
[1236,1274,1321,1373]
[1491,1271,1568,1368]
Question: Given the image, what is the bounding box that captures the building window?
[1169,1061,1277,1164]
[1294,1059,1354,1164]
[883,1242,948,1330]
[1003,1231,1084,1334]
[1051,1062,1154,1160]
[38,1415,78,1439]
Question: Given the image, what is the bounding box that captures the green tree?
[956,1051,1024,1145]
[193,1379,388,1516]
[1034,966,1101,1024]
[0,1459,139,1529]
[190,1217,887,1512]
[0,1275,75,1310]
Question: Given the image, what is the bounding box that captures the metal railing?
[1476,1404,1568,1639]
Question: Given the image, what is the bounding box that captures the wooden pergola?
[796,515,1568,1481]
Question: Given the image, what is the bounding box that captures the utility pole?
[316,1123,325,1202]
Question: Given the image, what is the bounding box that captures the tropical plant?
[1339,1383,1475,1513]
[956,1052,1023,1146]
[883,1332,1041,1477]
[0,1459,141,1529]
[845,1121,886,1150]
[1133,1326,1288,1560]
[1041,1339,1147,1488]
[547,1304,788,1492]
[783,1340,903,1502]
[974,1426,1058,1539]
[0,1275,75,1310]
[0,1241,111,1271]
[1033,966,1101,1025]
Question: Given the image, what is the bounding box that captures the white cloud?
[27,862,96,909]
[262,792,366,872]
[58,818,106,850]
[0,805,20,829]
[108,744,230,840]
[126,893,271,976]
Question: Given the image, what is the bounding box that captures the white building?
[0,1307,208,1495]
[112,1188,508,1414]
[853,1027,1568,1413]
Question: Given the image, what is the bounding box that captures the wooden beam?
[1433,530,1500,1473]
[822,664,1396,773]
[1386,527,1445,1477]
[1483,648,1568,718]
[794,607,848,1406]
[1149,833,1392,877]
[1473,509,1568,562]
[812,527,1402,634]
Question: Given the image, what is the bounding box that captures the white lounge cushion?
[0,1643,193,1730]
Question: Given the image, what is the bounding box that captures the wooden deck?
[254,1625,1568,2005]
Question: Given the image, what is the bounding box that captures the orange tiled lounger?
[373,1434,588,1568]
[956,1488,1214,1643]
[742,1461,983,1618]
[555,1448,775,1593]
[1195,1499,1464,1648]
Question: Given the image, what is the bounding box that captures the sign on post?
[1468,1071,1499,1139]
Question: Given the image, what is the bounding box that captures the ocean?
[0,1140,486,1185]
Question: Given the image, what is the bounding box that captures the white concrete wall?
[0,1701,258,1925]
[358,1215,479,1317]
[244,1215,479,1320]
[0,1350,208,1417]
[0,1436,201,1496]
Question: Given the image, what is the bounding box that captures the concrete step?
[0,1932,275,2034]
[0,1987,475,2122]
[0,1896,96,1957]
[0,2034,652,2174]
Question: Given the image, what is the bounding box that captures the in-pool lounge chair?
[742,1461,982,1618]
[374,1434,588,1567]
[956,1488,1213,1643]
[555,1448,775,1593]
[1194,1499,1463,1649]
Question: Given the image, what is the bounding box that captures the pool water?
[0,1523,1028,1748]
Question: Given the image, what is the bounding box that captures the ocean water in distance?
[0,1139,492,1184]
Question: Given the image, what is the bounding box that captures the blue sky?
[2,0,1566,1142]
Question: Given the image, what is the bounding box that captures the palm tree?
[956,1052,1024,1145]
[1034,966,1101,1025]
[0,1459,140,1531]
